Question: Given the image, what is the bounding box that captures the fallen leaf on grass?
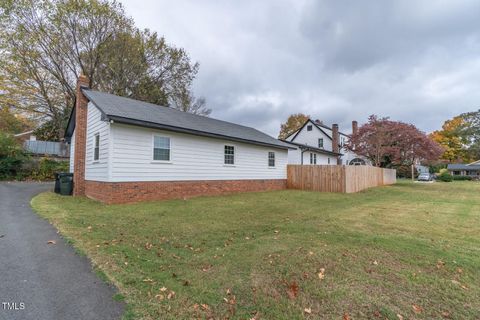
[450,279,468,289]
[412,304,423,313]
[441,311,451,318]
[200,304,210,311]
[167,291,175,299]
[343,313,350,320]
[249,312,260,320]
[160,287,168,292]
[436,260,445,269]
[145,243,153,250]
[396,314,404,320]
[304,307,312,314]
[223,295,236,305]
[202,264,213,272]
[286,281,299,300]
[318,268,326,280]
[47,240,56,245]
[372,260,378,265]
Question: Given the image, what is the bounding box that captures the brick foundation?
[84,179,287,204]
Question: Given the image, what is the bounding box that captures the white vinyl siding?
[109,123,287,182]
[69,129,75,173]
[85,102,110,181]
[286,148,333,165]
[291,122,333,151]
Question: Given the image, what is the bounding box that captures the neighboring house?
[447,161,480,177]
[282,119,368,166]
[65,75,293,204]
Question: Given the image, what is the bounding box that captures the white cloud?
[121,0,480,136]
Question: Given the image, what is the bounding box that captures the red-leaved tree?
[347,115,443,168]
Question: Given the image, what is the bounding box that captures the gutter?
[108,115,295,151]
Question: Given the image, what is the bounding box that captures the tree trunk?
[411,164,415,182]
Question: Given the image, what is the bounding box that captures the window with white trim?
[318,138,324,148]
[224,145,235,165]
[153,136,170,161]
[310,153,317,165]
[268,152,275,167]
[93,133,100,161]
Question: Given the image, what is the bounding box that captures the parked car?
[418,173,433,181]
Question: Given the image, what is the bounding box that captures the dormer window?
[307,125,313,131]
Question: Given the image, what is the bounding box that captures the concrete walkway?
[0,182,124,320]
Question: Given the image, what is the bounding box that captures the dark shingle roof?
[447,164,480,170]
[67,89,292,150]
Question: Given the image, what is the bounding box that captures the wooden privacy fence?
[287,165,397,193]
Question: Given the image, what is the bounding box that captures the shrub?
[437,171,453,182]
[439,168,449,175]
[20,157,69,180]
[452,175,473,181]
[0,131,26,179]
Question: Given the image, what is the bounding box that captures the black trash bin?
[54,173,61,194]
[59,173,74,196]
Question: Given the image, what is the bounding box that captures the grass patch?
[31,181,480,319]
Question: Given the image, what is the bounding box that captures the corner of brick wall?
[72,75,90,196]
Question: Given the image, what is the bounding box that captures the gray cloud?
[121,0,480,136]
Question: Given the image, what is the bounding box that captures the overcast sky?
[121,0,480,136]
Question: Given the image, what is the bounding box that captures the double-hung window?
[310,153,317,165]
[268,152,275,167]
[318,138,324,148]
[153,136,170,161]
[93,133,100,161]
[224,145,235,165]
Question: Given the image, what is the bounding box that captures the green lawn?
[31,181,480,320]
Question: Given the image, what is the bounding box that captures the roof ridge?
[83,89,265,132]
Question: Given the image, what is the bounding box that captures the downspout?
[301,147,308,165]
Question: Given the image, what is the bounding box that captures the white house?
[282,119,367,166]
[65,75,293,204]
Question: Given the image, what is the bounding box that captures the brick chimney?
[332,123,339,154]
[73,74,90,196]
[352,120,358,136]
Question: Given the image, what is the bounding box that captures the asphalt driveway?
[0,182,124,320]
